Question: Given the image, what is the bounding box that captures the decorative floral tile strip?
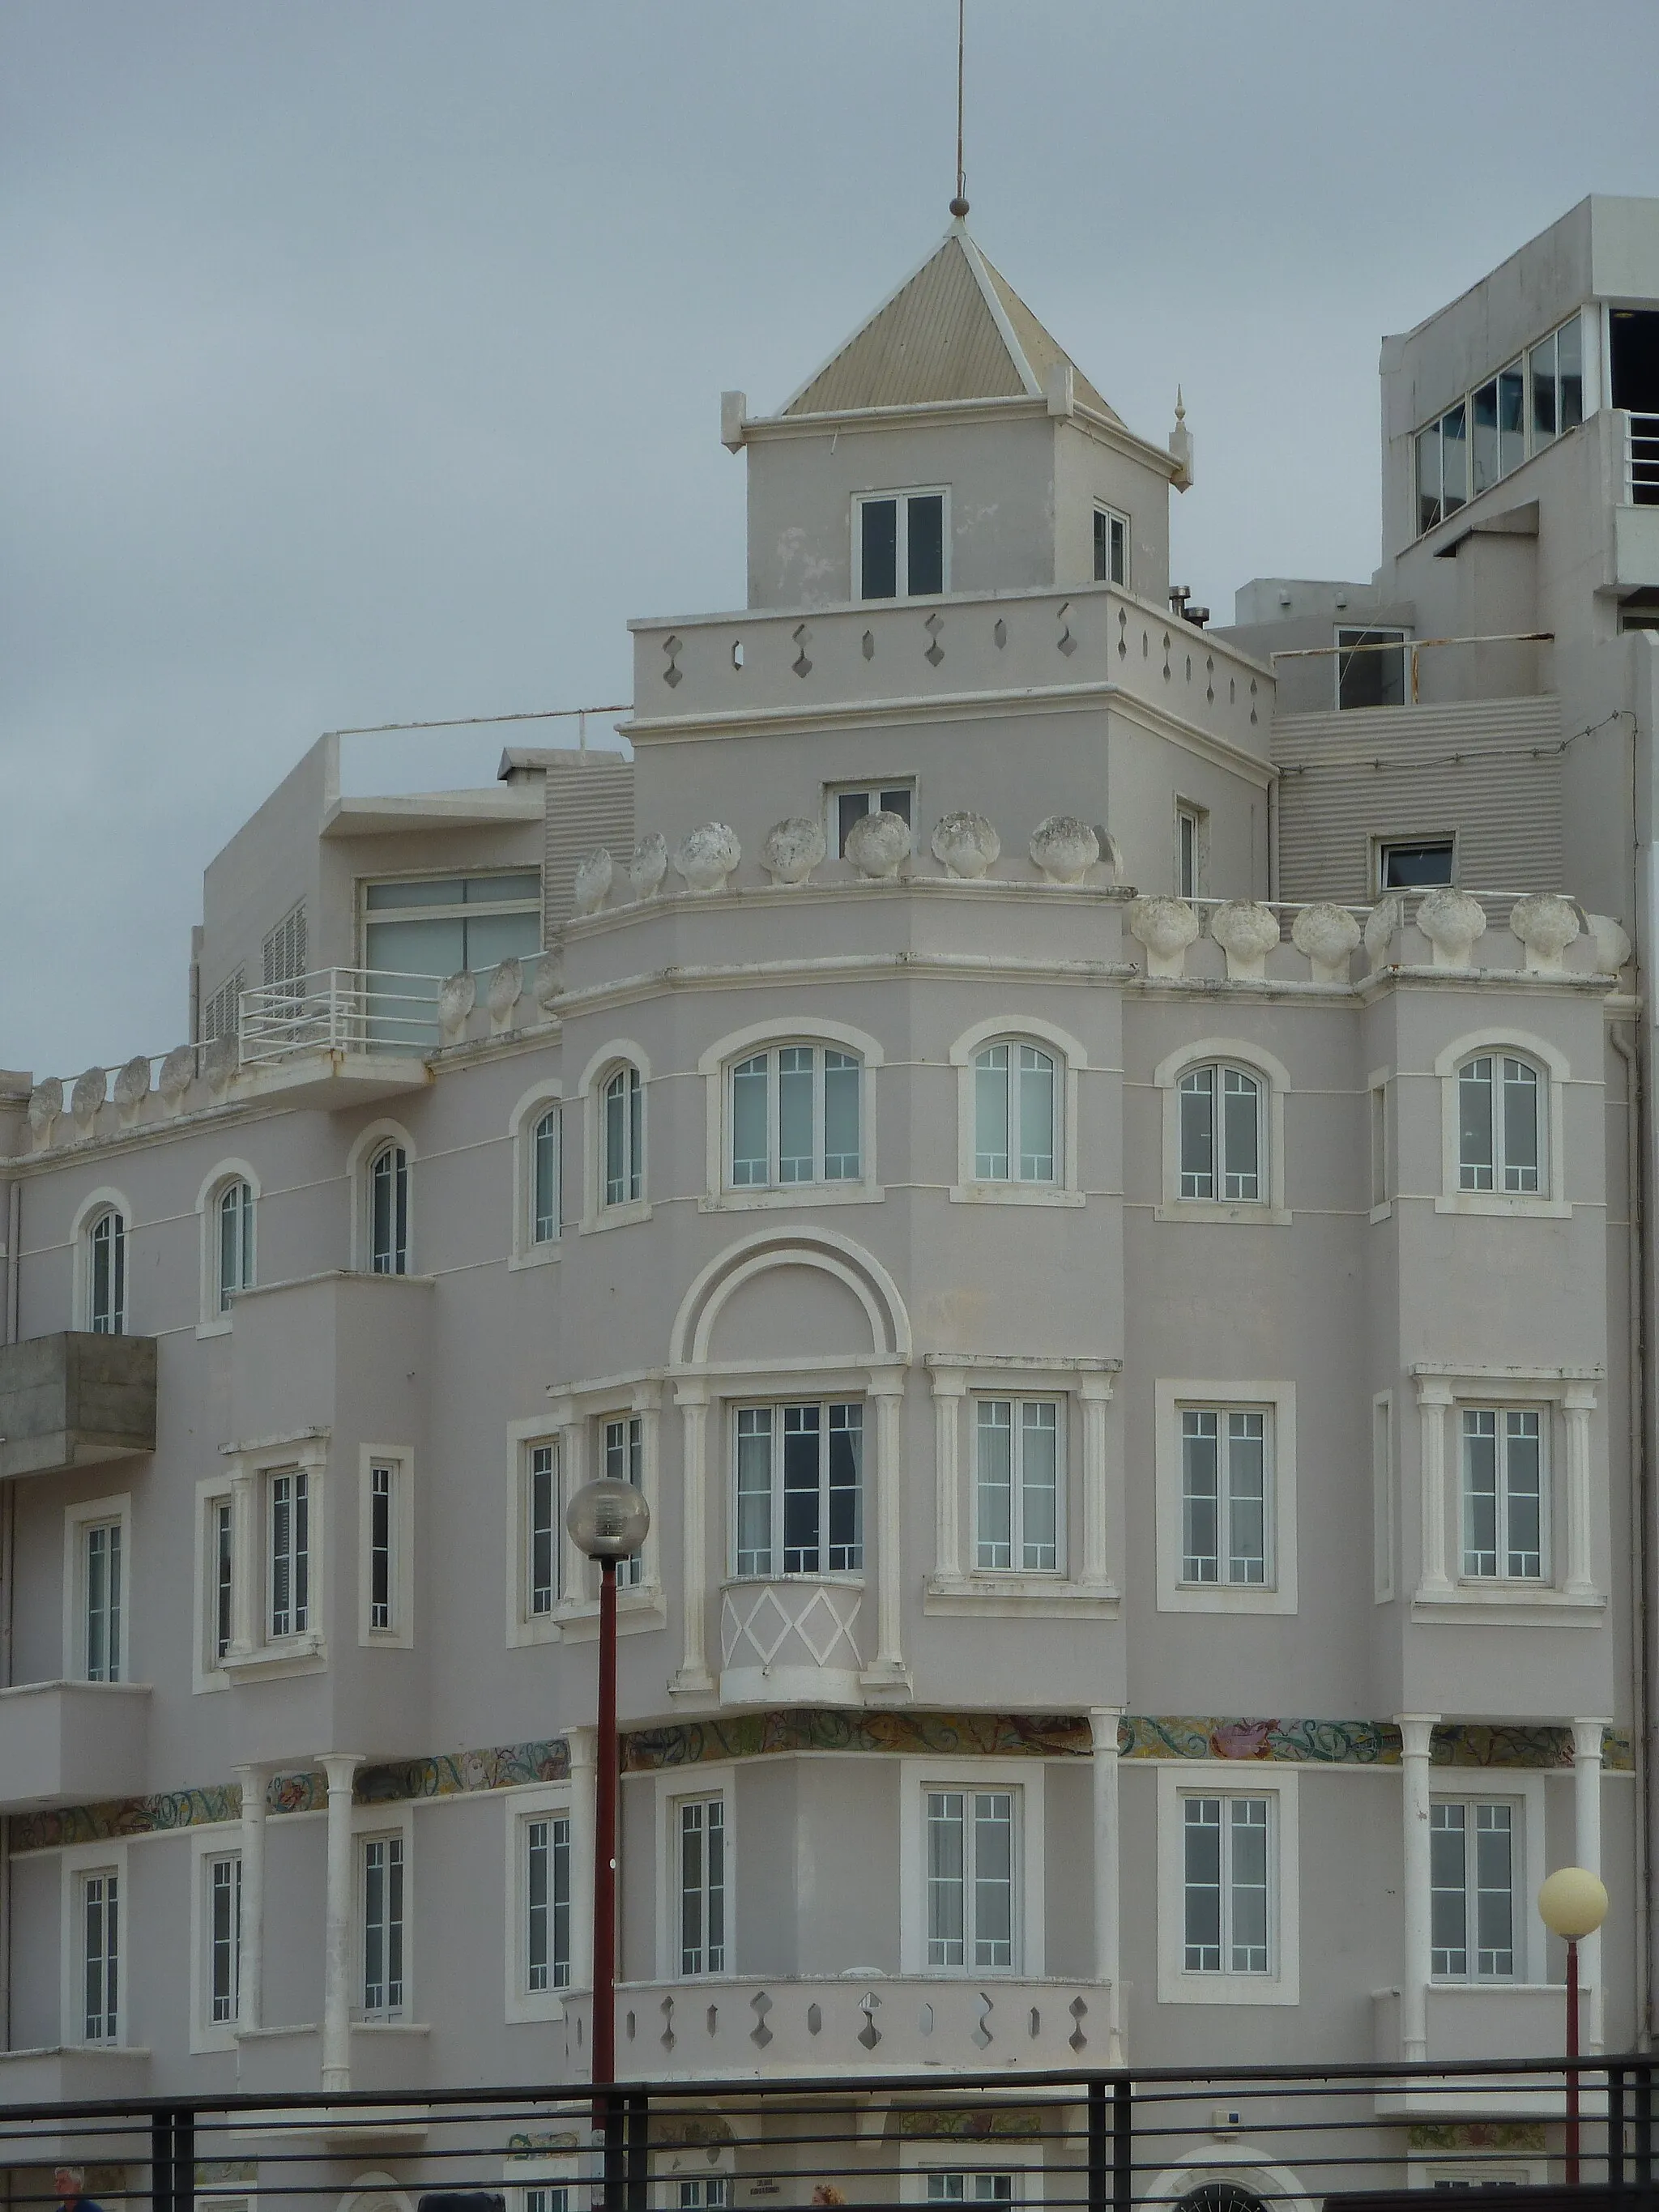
[621,1710,1090,1771]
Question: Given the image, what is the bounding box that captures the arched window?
[729,1044,861,1189]
[1458,1052,1542,1194]
[973,1042,1057,1183]
[532,1107,561,1243]
[369,1143,409,1274]
[1179,1063,1263,1201]
[217,1178,254,1311]
[603,1066,643,1208]
[88,1208,126,1335]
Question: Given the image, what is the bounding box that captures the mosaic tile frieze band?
[10,1715,1628,1851]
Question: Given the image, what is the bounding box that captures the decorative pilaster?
[862,1371,911,1695]
[1563,1387,1599,1600]
[234,1762,267,2031]
[227,1461,257,1657]
[671,1382,713,1695]
[1573,1717,1609,2052]
[1079,1376,1115,1592]
[1397,1713,1439,2061]
[551,1396,584,1608]
[633,1379,662,1588]
[319,1752,362,2092]
[565,1724,597,1993]
[1414,1381,1455,1598]
[1090,1706,1125,2062]
[928,1366,968,1581]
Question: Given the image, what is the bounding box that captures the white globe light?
[1537,1865,1609,1941]
[566,1477,650,1560]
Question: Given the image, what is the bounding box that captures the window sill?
[505,1988,577,2027]
[351,2018,432,2034]
[222,1634,329,1681]
[580,1200,653,1234]
[507,1242,562,1272]
[700,1184,885,1214]
[1158,1582,1296,1617]
[1411,1583,1606,1626]
[555,1586,667,1641]
[924,1573,1119,1619]
[1161,1971,1297,2008]
[1155,1200,1292,1227]
[195,1316,234,1340]
[1434,1194,1572,1220]
[1369,1200,1394,1225]
[507,1609,563,1650]
[949,1183,1085,1208]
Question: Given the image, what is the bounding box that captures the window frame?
[971,1396,1064,1575]
[506,1425,564,1647]
[188,1826,244,2052]
[509,1082,565,1268]
[654,1767,736,1982]
[1154,1381,1297,1616]
[63,1494,133,1685]
[1456,1055,1544,1197]
[728,1396,866,1581]
[1410,312,1584,542]
[1426,1773,1547,1985]
[1175,801,1205,901]
[61,1842,128,2049]
[73,1189,132,1336]
[1459,1406,1548,1585]
[193,1479,237,1694]
[923,1784,1021,1974]
[829,781,915,859]
[1154,1041,1291,1227]
[726,1043,865,1193]
[358,867,542,978]
[1334,626,1410,712]
[215,1438,329,1677]
[347,1121,417,1272]
[1368,1070,1392,1221]
[1175,1404,1273,1592]
[950,1018,1086,1208]
[852,486,951,602]
[358,1446,415,1647]
[354,1806,414,2023]
[898,1758,1044,1977]
[195,1160,260,1336]
[1375,836,1457,893]
[1434,1030,1570,1221]
[1094,504,1130,588]
[1175,1063,1265,1205]
[504,1781,581,2022]
[699,1020,884,1213]
[578,1043,651,1233]
[1155,1763,1300,2005]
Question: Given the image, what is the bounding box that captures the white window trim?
[219,1434,331,1681]
[188,1823,243,2053]
[501,2154,584,2212]
[1410,1366,1603,1620]
[70,1186,134,1335]
[1407,2161,1548,2192]
[1373,1391,1395,1605]
[900,2142,1045,2206]
[193,1476,236,1695]
[1427,1768,1547,1985]
[577,1041,652,1234]
[1368,1064,1392,1223]
[353,1800,416,2024]
[62,1493,133,1683]
[1154,1039,1291,1226]
[898,1756,1045,1978]
[1154,1380,1297,1615]
[346,1120,418,1274]
[697,1017,885,1212]
[827,779,918,861]
[949,1016,1085,1208]
[509,1080,565,1269]
[1094,501,1131,590]
[547,1383,667,1639]
[1374,830,1456,895]
[1174,798,1206,901]
[358,1444,415,1648]
[1434,1029,1570,1219]
[654,1764,736,1982]
[60,1839,130,2048]
[852,485,951,602]
[1142,2146,1315,2212]
[194,1159,260,1336]
[1154,1762,1299,2005]
[505,1419,563,1648]
[503,1780,580,2022]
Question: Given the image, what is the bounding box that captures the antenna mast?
[950,0,969,219]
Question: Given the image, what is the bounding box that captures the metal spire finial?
[949,0,969,219]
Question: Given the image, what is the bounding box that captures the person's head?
[811,2191,846,2207]
[54,2172,86,2204]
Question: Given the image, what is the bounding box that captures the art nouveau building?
[2,194,1659,2204]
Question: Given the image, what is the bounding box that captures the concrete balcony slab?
[0,1332,156,1481]
[0,1681,151,1809]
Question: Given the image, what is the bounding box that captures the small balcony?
[719,1577,864,1706]
[0,1681,151,1809]
[1373,1984,1591,2116]
[235,968,441,1106]
[0,1331,156,1481]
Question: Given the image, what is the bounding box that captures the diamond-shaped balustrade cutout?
[795,1585,861,1666]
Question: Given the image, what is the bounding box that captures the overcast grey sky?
[5,1,1658,1076]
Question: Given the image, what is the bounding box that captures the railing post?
[150,2110,172,2212]
[601,2087,625,2212]
[1112,2076,1132,2212]
[625,2088,649,2212]
[1086,2078,1107,2212]
[174,2108,195,2212]
[1638,2057,1655,2185]
[1608,2062,1626,2186]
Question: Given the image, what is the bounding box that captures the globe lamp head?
[566,1477,650,1561]
[1537,1865,1609,1941]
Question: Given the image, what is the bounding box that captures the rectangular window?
[270,1469,309,1638]
[1472,363,1526,494]
[855,491,947,599]
[525,1813,571,1993]
[1431,1801,1517,1979]
[729,1045,862,1187]
[733,1401,863,1577]
[926,1788,1016,1970]
[928,2178,1015,2207]
[1180,1409,1269,1585]
[202,968,244,1046]
[834,783,913,857]
[81,1869,120,2042]
[83,1519,123,1682]
[361,1835,405,2017]
[212,1497,234,1662]
[678,2184,732,2211]
[1370,1083,1388,1208]
[208,1852,242,2024]
[678,1798,727,1975]
[1379,838,1454,889]
[603,1416,645,1589]
[974,1399,1060,1572]
[369,1462,394,1632]
[526,2192,571,2212]
[1177,805,1201,898]
[528,1444,558,1616]
[1414,313,1583,541]
[363,872,540,984]
[1461,1408,1544,1580]
[1093,505,1129,586]
[1337,626,1407,710]
[532,1108,561,1243]
[1182,1795,1271,1974]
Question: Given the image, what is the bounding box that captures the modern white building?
[2,192,1659,2203]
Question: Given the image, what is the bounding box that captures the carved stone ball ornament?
[71,1068,106,1131]
[1290,901,1363,985]
[1363,893,1404,968]
[931,811,1001,879]
[1509,892,1581,973]
[532,947,565,1012]
[1416,885,1487,968]
[203,1036,238,1095]
[1209,900,1282,982]
[761,816,827,887]
[1126,895,1201,978]
[113,1055,151,1120]
[158,1046,196,1111]
[674,821,741,894]
[844,808,912,880]
[487,957,523,1025]
[28,1076,62,1137]
[572,847,614,917]
[437,970,476,1041]
[1585,912,1632,975]
[1028,815,1100,884]
[629,832,669,900]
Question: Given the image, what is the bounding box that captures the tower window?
[855,490,948,600]
[1093,506,1129,586]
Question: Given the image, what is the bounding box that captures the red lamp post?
[1537,1865,1609,2184]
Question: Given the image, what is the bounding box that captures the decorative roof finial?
[1175,385,1186,423]
[950,0,969,220]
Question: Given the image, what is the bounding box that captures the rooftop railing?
[1627,412,1659,507]
[238,968,450,1062]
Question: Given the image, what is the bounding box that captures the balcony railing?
[238,968,447,1063]
[1627,411,1659,505]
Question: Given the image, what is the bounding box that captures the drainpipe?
[1614,1021,1651,2046]
[1397,1714,1439,2061]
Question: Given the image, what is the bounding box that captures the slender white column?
[864,1373,910,1687]
[633,1382,662,1584]
[319,1752,362,2092]
[1090,1706,1125,2062]
[1079,1377,1115,1592]
[551,1396,584,1609]
[672,1382,713,1694]
[929,1367,967,1581]
[227,1462,257,1658]
[1573,1717,1610,2052]
[234,1762,267,2031]
[1397,1714,1439,2061]
[1563,1387,1599,1599]
[565,1725,597,1993]
[1414,1381,1454,1596]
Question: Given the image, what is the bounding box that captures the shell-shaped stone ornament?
[113,1055,151,1119]
[844,809,911,880]
[1585,913,1632,975]
[1416,885,1487,968]
[532,947,565,1012]
[437,970,476,1040]
[1209,900,1282,982]
[761,816,827,887]
[1028,815,1100,884]
[487,957,523,1025]
[1508,893,1580,973]
[71,1068,107,1130]
[159,1046,196,1110]
[1126,895,1201,978]
[1290,902,1363,984]
[1363,893,1404,968]
[28,1076,63,1136]
[930,811,1001,879]
[674,822,741,894]
[629,833,668,899]
[573,848,614,917]
[203,1035,238,1095]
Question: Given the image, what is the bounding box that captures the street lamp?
[1537,1865,1609,2184]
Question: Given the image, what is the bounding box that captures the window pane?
[1472,379,1499,497]
[1558,316,1584,430]
[972,1792,1013,1968]
[782,1404,821,1574]
[1431,1803,1469,1975]
[1531,331,1559,447]
[1462,1410,1499,1577]
[1222,1068,1260,1200]
[680,1803,705,1972]
[1110,512,1128,586]
[1179,810,1197,899]
[1183,1798,1222,1971]
[605,1072,628,1204]
[838,791,871,854]
[827,1403,863,1572]
[1475,1805,1515,1975]
[1179,1068,1214,1198]
[1093,507,1110,582]
[533,1111,560,1240]
[735,1409,773,1576]
[927,1792,966,1966]
[1504,1412,1542,1578]
[975,1046,1010,1180]
[1499,362,1527,474]
[1229,1799,1270,1973]
[879,788,913,825]
[731,1055,770,1186]
[1017,1046,1056,1182]
[778,1046,815,1183]
[1502,1059,1540,1192]
[215,1500,233,1660]
[861,499,898,599]
[822,1051,861,1179]
[907,494,945,596]
[1381,841,1453,889]
[705,1801,726,1972]
[370,1464,393,1629]
[1181,1412,1220,1582]
[530,1446,557,1613]
[527,1818,549,1990]
[1417,424,1443,535]
[1459,1059,1495,1191]
[1441,402,1468,511]
[975,1401,1014,1571]
[1226,1412,1267,1584]
[629,1071,643,1201]
[1019,1401,1058,1571]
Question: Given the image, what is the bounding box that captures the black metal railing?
[1,2058,1656,2212]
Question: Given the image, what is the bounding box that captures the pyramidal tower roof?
[778,219,1122,425]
